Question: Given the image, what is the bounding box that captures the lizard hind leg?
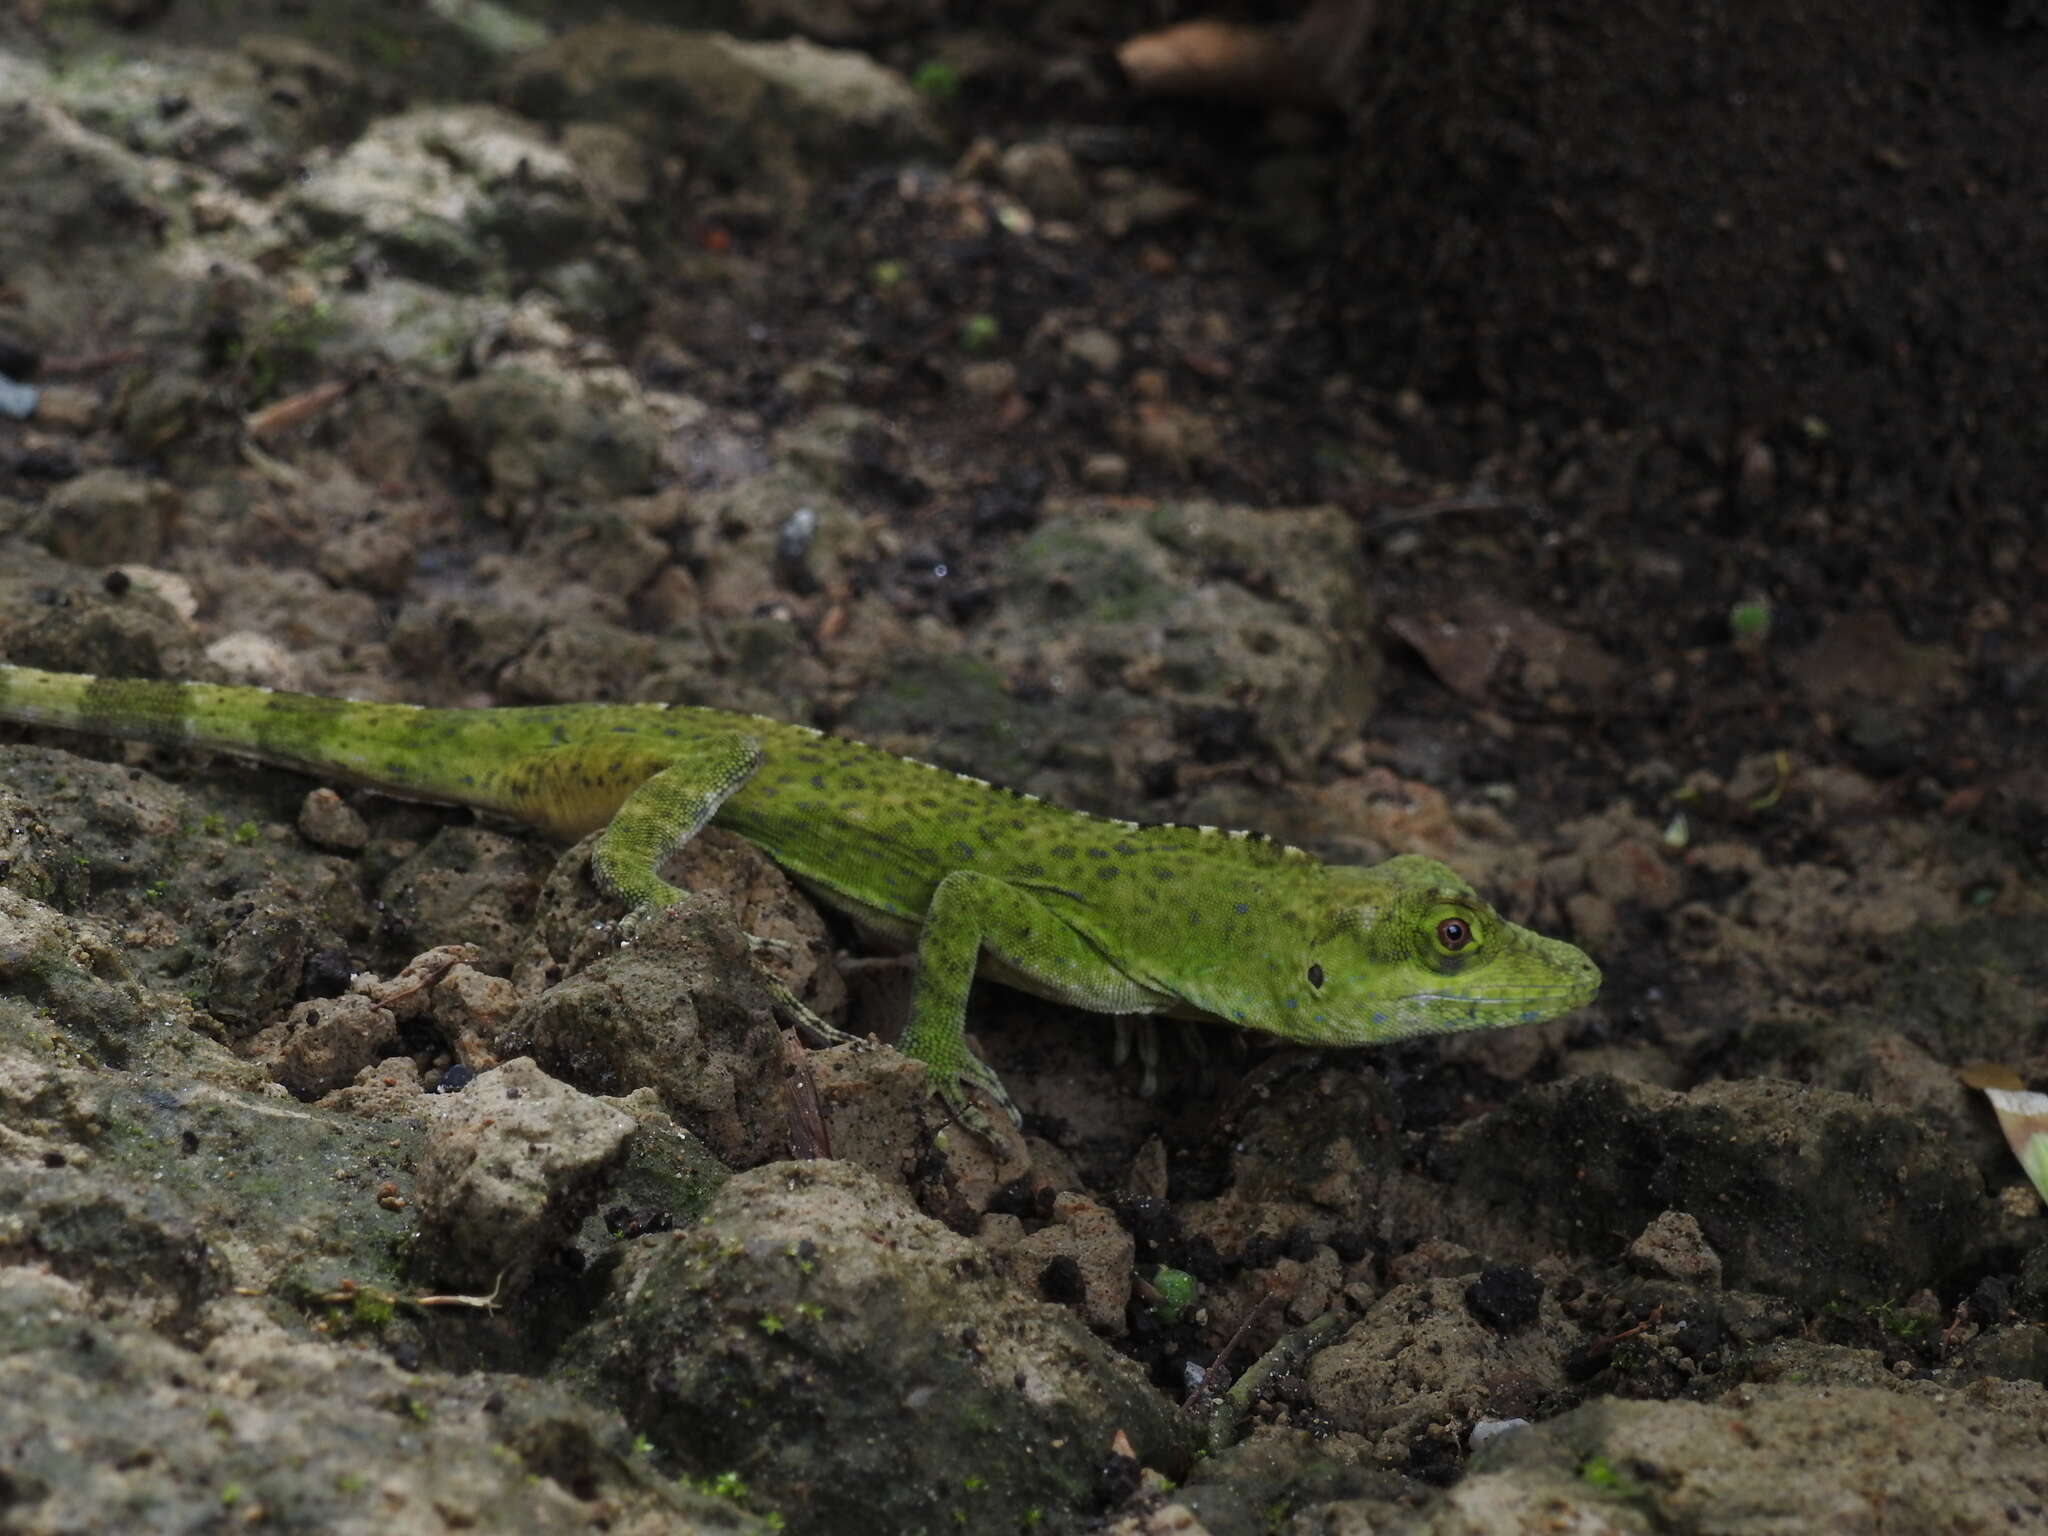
[577,735,765,910]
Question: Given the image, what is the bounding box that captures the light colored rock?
[1626,1209,1724,1287]
[296,787,368,853]
[1080,451,1130,490]
[413,1056,636,1292]
[42,469,180,565]
[1062,325,1123,374]
[1000,140,1088,220]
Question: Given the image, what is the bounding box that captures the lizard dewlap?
[0,662,1601,1122]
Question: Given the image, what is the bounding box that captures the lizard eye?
[1306,963,1324,989]
[1436,918,1471,951]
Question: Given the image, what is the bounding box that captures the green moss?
[913,61,961,101]
[1578,1455,1642,1497]
[222,300,345,406]
[959,313,1000,352]
[1864,1298,1933,1339]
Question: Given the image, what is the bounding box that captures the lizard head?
[1284,855,1600,1045]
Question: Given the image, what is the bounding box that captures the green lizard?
[0,661,1599,1124]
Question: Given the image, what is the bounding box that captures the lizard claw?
[928,1054,1024,1141]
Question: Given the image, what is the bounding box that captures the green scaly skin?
[0,662,1601,1124]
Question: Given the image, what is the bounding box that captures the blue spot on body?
[1284,997,1297,1009]
[1233,902,1248,914]
[1372,1012,1387,1026]
[1232,1010,1246,1022]
[1314,1015,1327,1025]
[1520,1010,1540,1022]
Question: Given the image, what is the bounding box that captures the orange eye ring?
[1436,918,1471,951]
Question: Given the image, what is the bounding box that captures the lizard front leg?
[899,869,1162,1130]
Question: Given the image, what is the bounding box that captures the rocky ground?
[0,2,2045,1533]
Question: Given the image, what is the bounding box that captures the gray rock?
[0,578,198,694]
[298,786,369,852]
[1079,451,1129,490]
[0,1268,751,1535]
[413,1056,636,1293]
[205,907,313,1031]
[500,896,789,1169]
[1061,325,1124,375]
[0,83,177,348]
[1344,1382,2048,1534]
[569,1159,1189,1533]
[1625,1209,1723,1288]
[1001,140,1089,220]
[0,783,90,910]
[1446,1073,2013,1305]
[0,885,154,1061]
[40,467,181,565]
[501,24,940,211]
[968,501,1379,789]
[497,621,661,705]
[293,105,599,284]
[989,1189,1137,1335]
[378,826,552,977]
[260,992,400,1097]
[52,36,372,193]
[1954,1324,2048,1387]
[1308,1277,1578,1459]
[437,365,664,504]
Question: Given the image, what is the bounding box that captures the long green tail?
[0,661,489,803]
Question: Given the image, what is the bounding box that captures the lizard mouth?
[1408,983,1599,1005]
